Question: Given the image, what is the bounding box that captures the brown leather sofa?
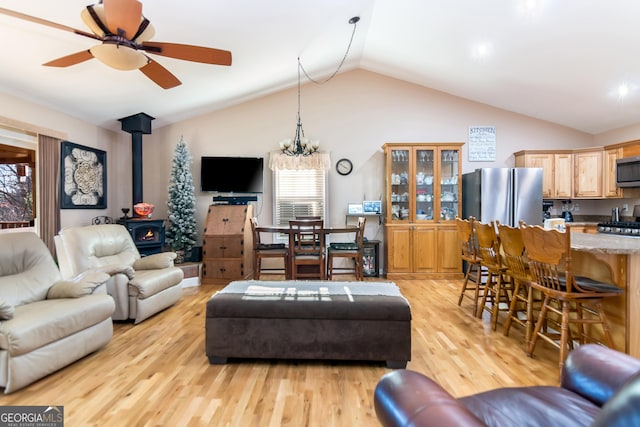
[374,344,640,427]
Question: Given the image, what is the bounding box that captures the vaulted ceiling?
[1,0,639,134]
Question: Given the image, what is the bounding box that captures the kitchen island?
[570,231,640,357]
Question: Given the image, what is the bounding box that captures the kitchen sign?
[468,126,496,161]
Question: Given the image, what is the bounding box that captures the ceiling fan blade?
[141,41,232,66]
[139,59,181,89]
[103,0,142,39]
[43,50,94,67]
[0,7,100,41]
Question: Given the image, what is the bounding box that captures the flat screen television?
[200,156,264,193]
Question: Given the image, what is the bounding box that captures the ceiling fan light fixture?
[90,43,147,70]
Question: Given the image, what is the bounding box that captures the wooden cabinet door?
[386,227,412,273]
[203,259,243,279]
[554,153,573,199]
[436,226,460,273]
[522,154,554,198]
[604,148,623,198]
[574,150,602,198]
[203,236,243,258]
[413,227,436,273]
[204,205,247,234]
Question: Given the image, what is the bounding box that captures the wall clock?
[336,158,353,176]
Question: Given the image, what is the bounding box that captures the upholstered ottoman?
[206,280,411,368]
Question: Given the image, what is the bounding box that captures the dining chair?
[289,219,325,280]
[250,217,289,279]
[496,221,541,350]
[327,216,366,281]
[455,216,485,316]
[520,224,623,369]
[475,220,514,331]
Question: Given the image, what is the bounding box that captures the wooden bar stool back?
[475,220,513,330]
[327,216,366,280]
[289,219,325,280]
[520,224,623,369]
[250,217,289,279]
[455,216,485,316]
[496,221,540,349]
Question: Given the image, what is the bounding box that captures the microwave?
[616,156,640,187]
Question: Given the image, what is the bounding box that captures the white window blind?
[274,169,327,229]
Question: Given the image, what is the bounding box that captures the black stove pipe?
[118,113,155,209]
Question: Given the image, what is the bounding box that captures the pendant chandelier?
[279,58,319,156]
[278,16,360,158]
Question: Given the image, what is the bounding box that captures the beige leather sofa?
[0,232,115,393]
[55,224,184,324]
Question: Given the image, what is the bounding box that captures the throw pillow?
[47,271,111,299]
[0,298,14,320]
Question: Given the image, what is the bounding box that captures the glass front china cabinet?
[382,142,463,279]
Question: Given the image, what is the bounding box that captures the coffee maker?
[561,200,573,222]
[542,200,553,221]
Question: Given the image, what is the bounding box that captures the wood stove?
[117,113,166,256]
[117,218,165,256]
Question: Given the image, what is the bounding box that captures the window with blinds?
[274,168,327,232]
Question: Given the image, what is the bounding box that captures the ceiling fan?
[0,0,232,89]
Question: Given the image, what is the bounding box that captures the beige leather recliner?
[0,232,115,393]
[55,224,184,324]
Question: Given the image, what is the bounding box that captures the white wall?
[150,69,594,242]
[6,67,639,239]
[0,91,129,229]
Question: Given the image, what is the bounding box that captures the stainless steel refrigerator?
[462,168,543,226]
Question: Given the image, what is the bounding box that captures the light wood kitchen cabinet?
[574,148,603,198]
[202,204,253,283]
[516,147,628,200]
[383,142,463,279]
[515,150,573,199]
[604,147,623,198]
[514,152,554,198]
[554,153,573,199]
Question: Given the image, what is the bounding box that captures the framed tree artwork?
[60,141,107,209]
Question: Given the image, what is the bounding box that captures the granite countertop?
[571,231,640,255]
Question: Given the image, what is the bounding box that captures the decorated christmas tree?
[166,137,197,262]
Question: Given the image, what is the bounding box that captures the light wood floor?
[2,279,559,426]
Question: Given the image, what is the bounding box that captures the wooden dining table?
[255,224,360,279]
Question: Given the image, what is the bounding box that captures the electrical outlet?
[623,204,629,212]
[573,203,580,212]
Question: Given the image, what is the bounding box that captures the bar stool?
[520,224,623,369]
[455,216,485,316]
[475,220,514,331]
[497,221,540,350]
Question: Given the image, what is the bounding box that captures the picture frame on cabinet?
[348,203,364,214]
[60,141,107,209]
[363,200,382,214]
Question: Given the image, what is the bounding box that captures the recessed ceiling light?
[471,42,493,60]
[618,84,630,99]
